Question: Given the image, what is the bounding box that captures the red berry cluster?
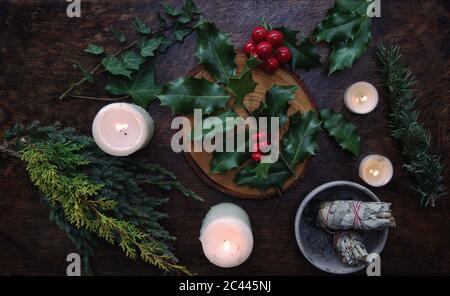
[251,132,270,162]
[243,26,292,74]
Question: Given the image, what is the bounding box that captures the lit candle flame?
[222,239,231,252]
[369,169,380,177]
[115,123,129,132]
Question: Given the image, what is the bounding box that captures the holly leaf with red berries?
[276,27,321,70]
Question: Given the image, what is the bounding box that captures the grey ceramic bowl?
[294,181,388,274]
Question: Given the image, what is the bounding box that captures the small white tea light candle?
[199,203,253,268]
[359,154,393,187]
[344,81,379,114]
[92,102,155,156]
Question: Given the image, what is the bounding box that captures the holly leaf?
[320,109,361,156]
[158,77,230,115]
[84,44,104,55]
[253,85,297,128]
[276,27,321,70]
[314,12,363,43]
[121,50,145,70]
[133,16,151,35]
[328,0,371,16]
[190,109,239,141]
[105,65,162,108]
[72,62,94,83]
[174,21,193,42]
[101,56,132,79]
[234,160,292,191]
[328,17,372,74]
[161,2,182,16]
[111,27,126,43]
[254,162,272,179]
[282,111,321,167]
[138,36,164,57]
[195,19,236,85]
[312,0,373,74]
[227,57,261,107]
[210,137,250,174]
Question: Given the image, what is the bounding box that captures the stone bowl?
[294,181,388,274]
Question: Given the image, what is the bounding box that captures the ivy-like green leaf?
[227,57,261,107]
[195,19,236,84]
[111,27,126,43]
[234,160,291,191]
[276,27,321,70]
[138,36,164,57]
[174,21,193,42]
[157,12,168,29]
[101,56,132,79]
[105,65,162,108]
[161,2,182,16]
[133,16,151,35]
[72,62,94,83]
[328,18,372,74]
[157,37,175,53]
[282,111,321,167]
[184,0,202,14]
[84,44,104,55]
[320,109,361,156]
[158,77,230,115]
[252,85,297,128]
[121,50,145,70]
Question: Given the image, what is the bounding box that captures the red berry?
[251,152,262,162]
[251,26,268,43]
[243,40,255,55]
[275,46,292,64]
[255,41,273,60]
[262,57,279,74]
[258,141,270,152]
[266,30,284,47]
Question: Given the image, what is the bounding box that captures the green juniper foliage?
[377,45,446,207]
[5,122,202,275]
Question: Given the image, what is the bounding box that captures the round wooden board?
[184,52,318,199]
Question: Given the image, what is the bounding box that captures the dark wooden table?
[0,0,449,276]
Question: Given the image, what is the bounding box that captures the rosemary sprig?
[377,44,446,207]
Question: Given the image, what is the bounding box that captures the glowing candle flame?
[369,169,380,177]
[115,123,129,132]
[222,239,231,252]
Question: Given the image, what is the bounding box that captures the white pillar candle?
[199,203,253,268]
[344,81,379,114]
[359,154,393,187]
[92,102,155,156]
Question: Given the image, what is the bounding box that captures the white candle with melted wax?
[344,81,379,114]
[92,102,154,156]
[199,203,253,268]
[359,154,393,187]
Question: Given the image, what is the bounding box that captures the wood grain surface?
[0,0,449,275]
[185,52,317,199]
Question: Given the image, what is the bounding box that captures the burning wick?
[222,239,231,252]
[115,123,129,135]
[369,169,380,177]
[357,95,368,103]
